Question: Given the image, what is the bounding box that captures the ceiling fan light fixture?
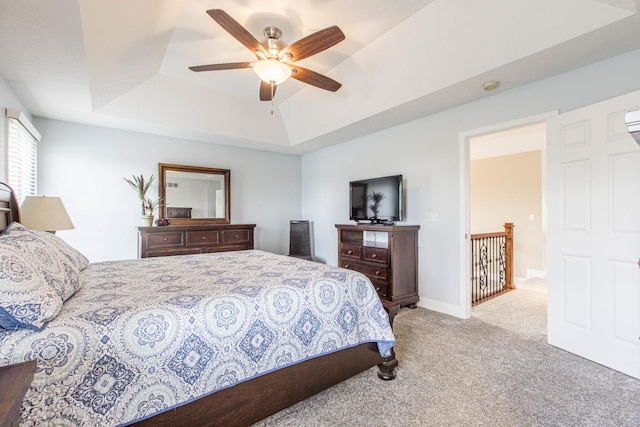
[262,26,286,57]
[191,10,345,101]
[253,59,292,84]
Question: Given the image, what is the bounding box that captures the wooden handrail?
[471,223,514,240]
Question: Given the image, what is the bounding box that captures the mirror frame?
[158,163,231,225]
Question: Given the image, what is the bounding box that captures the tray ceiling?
[1,0,639,154]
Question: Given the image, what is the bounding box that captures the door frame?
[458,111,557,319]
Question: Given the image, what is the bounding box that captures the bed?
[0,182,397,426]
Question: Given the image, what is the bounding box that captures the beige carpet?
[254,285,640,426]
[471,278,547,340]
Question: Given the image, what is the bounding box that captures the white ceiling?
[1,0,640,154]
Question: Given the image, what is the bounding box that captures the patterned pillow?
[0,223,82,330]
[0,237,63,330]
[3,222,89,271]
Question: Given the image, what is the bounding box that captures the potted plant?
[144,197,161,216]
[124,174,159,226]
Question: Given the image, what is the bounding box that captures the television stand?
[336,224,420,308]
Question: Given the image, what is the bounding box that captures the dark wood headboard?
[0,182,20,230]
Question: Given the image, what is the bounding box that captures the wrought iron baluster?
[470,224,514,306]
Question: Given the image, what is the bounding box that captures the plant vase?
[140,215,154,227]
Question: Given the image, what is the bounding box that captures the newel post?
[504,223,515,289]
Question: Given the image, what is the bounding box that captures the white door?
[547,90,640,379]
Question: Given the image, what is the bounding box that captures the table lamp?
[20,196,74,233]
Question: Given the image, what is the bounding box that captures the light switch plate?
[425,212,439,222]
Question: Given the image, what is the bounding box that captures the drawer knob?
[376,287,381,291]
[347,250,353,255]
[371,254,377,258]
[344,264,350,269]
[375,270,381,276]
[234,234,239,239]
[163,238,168,241]
[201,236,207,240]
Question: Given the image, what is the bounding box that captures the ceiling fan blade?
[290,66,342,92]
[189,62,253,72]
[281,26,345,62]
[206,9,265,55]
[259,81,277,101]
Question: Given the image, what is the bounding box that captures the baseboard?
[417,298,468,319]
[526,269,548,279]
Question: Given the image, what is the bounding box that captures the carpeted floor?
[254,284,640,426]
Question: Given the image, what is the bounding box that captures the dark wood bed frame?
[0,182,20,228]
[0,182,398,427]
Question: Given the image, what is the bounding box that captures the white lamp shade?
[20,196,75,232]
[253,59,292,85]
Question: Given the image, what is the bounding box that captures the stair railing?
[470,223,514,305]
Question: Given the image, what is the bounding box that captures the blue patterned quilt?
[0,250,395,426]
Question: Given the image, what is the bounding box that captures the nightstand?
[0,360,36,427]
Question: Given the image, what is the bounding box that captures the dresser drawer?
[186,230,220,246]
[370,280,388,298]
[359,264,388,281]
[363,247,387,264]
[341,260,388,281]
[146,231,184,248]
[222,229,251,244]
[341,244,362,259]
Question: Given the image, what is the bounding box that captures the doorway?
[459,112,555,318]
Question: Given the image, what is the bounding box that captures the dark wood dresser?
[336,224,420,308]
[138,224,255,258]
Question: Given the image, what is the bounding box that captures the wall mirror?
[158,163,230,225]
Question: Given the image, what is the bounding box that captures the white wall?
[470,151,543,279]
[301,48,640,318]
[8,48,640,318]
[34,119,301,262]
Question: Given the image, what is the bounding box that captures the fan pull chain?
[270,82,275,115]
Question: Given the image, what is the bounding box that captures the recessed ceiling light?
[482,81,500,91]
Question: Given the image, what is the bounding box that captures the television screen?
[349,175,403,223]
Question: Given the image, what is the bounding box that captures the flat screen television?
[349,174,403,224]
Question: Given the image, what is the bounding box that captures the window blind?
[6,108,40,203]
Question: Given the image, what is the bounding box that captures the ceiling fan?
[189,9,345,102]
